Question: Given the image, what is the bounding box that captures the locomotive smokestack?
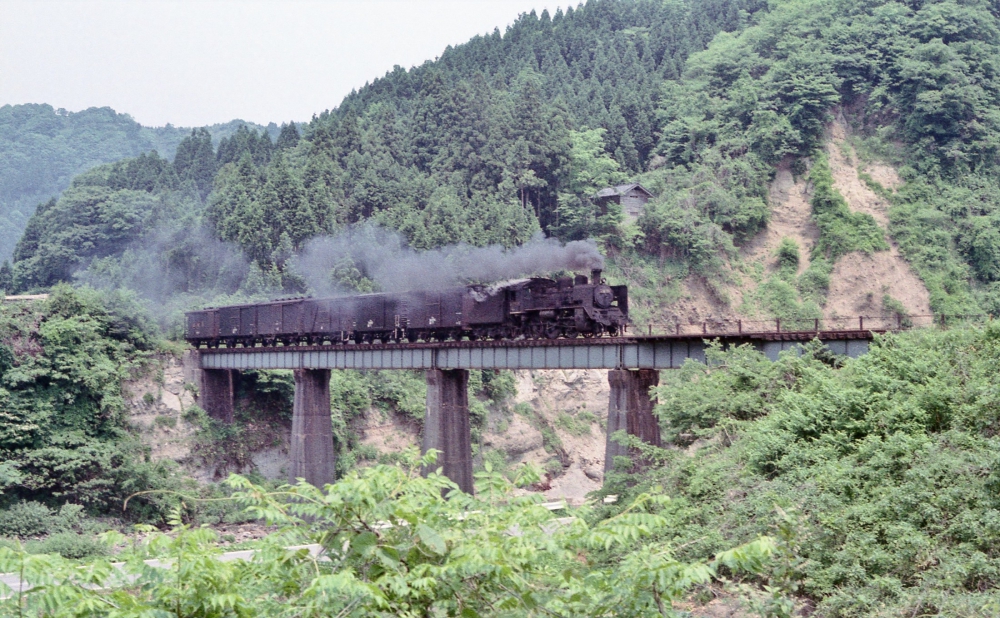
[591,268,603,284]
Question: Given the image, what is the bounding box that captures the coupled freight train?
[185,269,628,347]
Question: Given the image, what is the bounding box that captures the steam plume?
[292,224,605,295]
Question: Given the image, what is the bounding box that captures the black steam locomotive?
[185,269,628,347]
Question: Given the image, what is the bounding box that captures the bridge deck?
[196,329,880,371]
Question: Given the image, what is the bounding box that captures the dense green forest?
[0,103,275,265]
[10,0,1000,319]
[7,0,763,303]
[0,287,180,521]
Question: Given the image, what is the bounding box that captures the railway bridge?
[190,316,907,493]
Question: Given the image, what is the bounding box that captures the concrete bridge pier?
[422,369,474,494]
[604,369,661,474]
[289,369,337,488]
[200,368,236,423]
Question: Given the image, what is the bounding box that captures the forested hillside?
[7,0,763,304]
[10,0,1000,327]
[0,103,275,264]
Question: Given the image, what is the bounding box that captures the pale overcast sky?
[1,0,573,128]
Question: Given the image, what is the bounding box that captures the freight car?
[185,269,627,348]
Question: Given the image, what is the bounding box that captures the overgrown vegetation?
[8,0,1000,612]
[603,325,1000,615]
[809,154,888,261]
[0,456,781,617]
[0,287,184,522]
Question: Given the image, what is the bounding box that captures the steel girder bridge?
[190,314,964,494]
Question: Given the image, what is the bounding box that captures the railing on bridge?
[636,314,991,338]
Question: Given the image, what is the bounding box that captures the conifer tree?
[276,122,300,150]
[0,260,12,294]
[173,128,216,199]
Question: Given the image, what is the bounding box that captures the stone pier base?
[422,369,474,494]
[200,368,236,423]
[289,369,336,488]
[604,369,661,473]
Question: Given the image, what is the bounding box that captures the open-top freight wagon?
[185,269,628,347]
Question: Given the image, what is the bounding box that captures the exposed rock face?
[126,354,292,483]
[743,159,820,278]
[355,368,615,504]
[654,112,931,329]
[125,354,200,463]
[822,114,931,319]
[500,370,610,504]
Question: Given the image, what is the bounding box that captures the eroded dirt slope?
[127,354,290,483]
[659,113,929,325]
[822,115,930,319]
[742,160,819,278]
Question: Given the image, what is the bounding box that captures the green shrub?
[776,237,800,273]
[809,154,889,260]
[539,426,563,454]
[154,414,176,428]
[513,402,534,418]
[554,412,593,437]
[797,258,832,304]
[480,370,517,406]
[543,458,564,477]
[479,449,509,475]
[858,169,893,201]
[182,404,208,426]
[52,503,84,532]
[0,501,54,537]
[28,532,109,560]
[354,444,378,462]
[882,294,912,327]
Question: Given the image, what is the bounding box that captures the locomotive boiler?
[185,269,628,348]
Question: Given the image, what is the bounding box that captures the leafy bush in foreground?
[0,454,777,617]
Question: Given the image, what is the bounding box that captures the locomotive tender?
[185,269,628,348]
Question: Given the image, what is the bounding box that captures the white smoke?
[292,224,605,295]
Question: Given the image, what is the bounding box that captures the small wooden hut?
[594,183,653,221]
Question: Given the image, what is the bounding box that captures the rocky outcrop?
[125,354,200,463]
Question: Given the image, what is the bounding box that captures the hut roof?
[594,183,653,199]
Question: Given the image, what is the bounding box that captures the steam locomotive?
[185,269,628,347]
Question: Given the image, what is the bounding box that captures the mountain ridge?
[0,102,278,262]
